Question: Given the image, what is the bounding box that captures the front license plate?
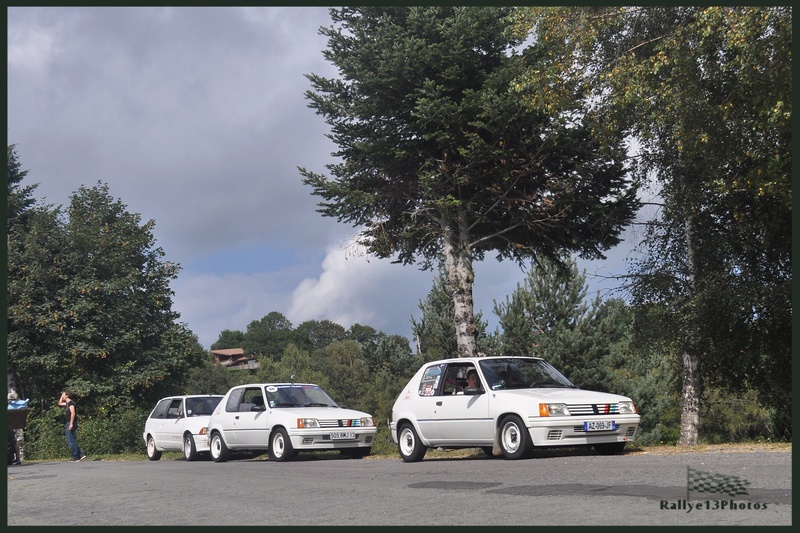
[330,431,356,440]
[584,420,616,432]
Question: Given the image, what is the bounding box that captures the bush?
[19,406,149,460]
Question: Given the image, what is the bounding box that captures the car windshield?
[478,358,575,390]
[186,396,222,416]
[265,385,339,408]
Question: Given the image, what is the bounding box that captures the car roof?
[231,383,321,387]
[158,394,223,400]
[426,356,544,364]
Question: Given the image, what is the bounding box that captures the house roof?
[211,348,245,357]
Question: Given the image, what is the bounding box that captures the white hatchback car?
[143,394,224,461]
[390,356,640,461]
[206,383,377,462]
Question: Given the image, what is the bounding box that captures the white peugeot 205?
[206,382,377,462]
[389,356,640,461]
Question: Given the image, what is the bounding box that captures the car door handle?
[436,401,442,406]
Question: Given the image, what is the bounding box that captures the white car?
[206,383,377,462]
[389,356,640,461]
[143,395,224,461]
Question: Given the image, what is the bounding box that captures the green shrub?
[19,406,149,460]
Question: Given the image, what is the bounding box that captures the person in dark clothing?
[58,391,86,462]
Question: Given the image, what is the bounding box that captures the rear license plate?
[330,431,356,440]
[584,421,616,432]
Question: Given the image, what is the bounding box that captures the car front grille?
[318,418,367,428]
[567,403,622,416]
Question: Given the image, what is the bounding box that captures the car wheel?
[498,415,533,460]
[341,447,371,459]
[397,423,426,463]
[209,432,230,463]
[594,442,626,455]
[183,433,198,461]
[268,427,296,462]
[146,435,162,461]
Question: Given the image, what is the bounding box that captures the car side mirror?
[251,405,266,412]
[463,386,484,396]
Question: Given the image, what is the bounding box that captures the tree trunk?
[679,215,700,445]
[441,209,477,357]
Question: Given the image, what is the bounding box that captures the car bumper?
[288,427,377,450]
[192,433,211,453]
[527,415,640,446]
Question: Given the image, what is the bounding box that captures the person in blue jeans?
[58,391,86,462]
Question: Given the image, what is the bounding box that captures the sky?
[7,6,645,350]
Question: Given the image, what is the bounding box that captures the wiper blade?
[303,402,330,407]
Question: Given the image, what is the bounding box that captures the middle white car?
[206,383,377,462]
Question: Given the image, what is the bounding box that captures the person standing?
[58,391,86,462]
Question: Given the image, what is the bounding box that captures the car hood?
[494,387,633,404]
[271,406,372,419]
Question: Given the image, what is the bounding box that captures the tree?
[7,144,38,233]
[241,311,295,360]
[7,181,199,413]
[527,6,791,443]
[293,319,348,352]
[211,329,246,350]
[493,256,630,392]
[411,268,492,358]
[300,7,638,357]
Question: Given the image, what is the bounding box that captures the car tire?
[183,433,198,461]
[397,423,427,463]
[498,415,533,460]
[341,447,371,459]
[268,427,296,462]
[594,442,626,455]
[146,435,162,461]
[209,432,230,463]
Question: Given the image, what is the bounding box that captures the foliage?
[211,329,245,351]
[241,311,296,360]
[300,6,639,356]
[493,256,630,393]
[7,181,202,415]
[526,5,792,442]
[412,268,497,358]
[21,405,148,460]
[6,144,39,233]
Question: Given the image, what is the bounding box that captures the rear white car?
[206,383,377,462]
[143,395,224,461]
[390,356,640,461]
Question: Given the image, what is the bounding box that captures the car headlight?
[618,401,637,414]
[297,418,320,428]
[539,403,570,417]
[360,417,375,427]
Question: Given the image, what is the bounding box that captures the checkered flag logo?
[688,467,750,497]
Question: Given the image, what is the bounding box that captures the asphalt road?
[7,449,791,526]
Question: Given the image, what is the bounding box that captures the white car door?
[229,387,270,448]
[433,364,492,444]
[161,398,185,451]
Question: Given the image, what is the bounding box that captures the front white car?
[390,356,640,461]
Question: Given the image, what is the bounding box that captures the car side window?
[225,388,245,412]
[151,399,171,419]
[443,364,473,395]
[418,364,443,396]
[166,399,182,419]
